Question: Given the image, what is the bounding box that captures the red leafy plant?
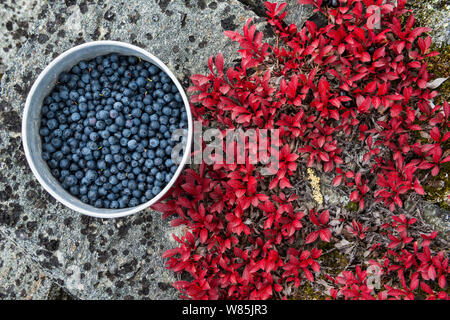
[152,0,449,300]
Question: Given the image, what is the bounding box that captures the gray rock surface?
[406,0,450,45]
[0,0,44,75]
[237,0,314,23]
[423,203,450,241]
[0,233,54,299]
[0,0,312,300]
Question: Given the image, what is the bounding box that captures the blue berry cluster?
[39,54,187,209]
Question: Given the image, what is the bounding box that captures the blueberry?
[143,95,153,106]
[97,159,107,170]
[81,73,91,84]
[133,189,142,198]
[47,119,59,130]
[129,198,139,207]
[97,110,109,120]
[109,175,119,185]
[105,68,114,76]
[110,201,119,209]
[152,186,161,196]
[40,127,50,136]
[123,88,132,97]
[88,117,97,126]
[136,77,146,87]
[71,113,81,122]
[165,173,173,183]
[94,199,103,208]
[59,158,70,169]
[100,130,110,139]
[128,56,138,64]
[149,65,159,75]
[69,185,80,196]
[165,158,173,167]
[89,132,99,141]
[109,109,118,119]
[160,125,168,133]
[42,152,51,161]
[138,128,148,138]
[163,93,174,103]
[44,140,55,151]
[87,141,99,151]
[132,152,142,161]
[96,120,106,130]
[64,175,78,186]
[149,138,159,148]
[156,148,165,158]
[59,72,70,83]
[131,108,142,118]
[127,139,138,150]
[69,91,80,101]
[156,172,165,182]
[125,119,133,128]
[128,81,138,91]
[110,141,121,152]
[150,120,160,130]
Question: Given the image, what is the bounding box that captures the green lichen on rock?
[406,0,450,45]
[422,203,450,240]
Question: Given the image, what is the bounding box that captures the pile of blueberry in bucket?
[39,54,188,209]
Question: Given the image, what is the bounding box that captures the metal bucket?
[22,41,193,218]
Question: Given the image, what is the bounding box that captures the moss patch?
[317,242,349,276]
[346,201,358,212]
[424,162,450,209]
[293,282,327,300]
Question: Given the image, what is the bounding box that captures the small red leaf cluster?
[153,0,449,300]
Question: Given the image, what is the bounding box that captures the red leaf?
[430,127,440,142]
[200,228,208,243]
[319,210,329,225]
[215,53,224,75]
[373,47,385,61]
[319,228,331,242]
[420,282,434,295]
[439,275,447,289]
[333,175,343,186]
[279,177,292,189]
[306,231,319,244]
[151,202,174,213]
